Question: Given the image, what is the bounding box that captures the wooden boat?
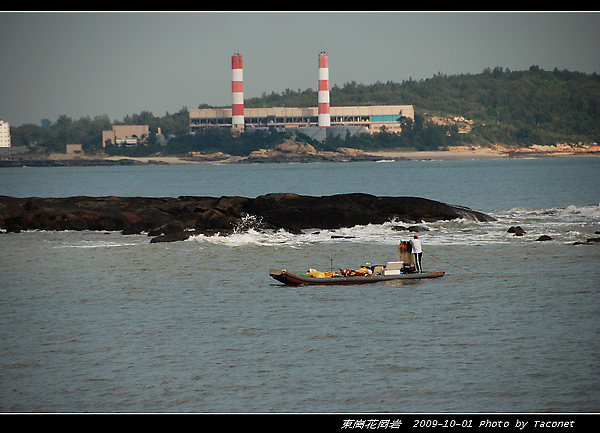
[269,267,445,286]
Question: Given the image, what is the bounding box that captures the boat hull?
[269,269,445,286]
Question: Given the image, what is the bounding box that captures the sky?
[1,11,599,126]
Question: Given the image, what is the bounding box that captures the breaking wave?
[187,204,600,248]
[27,204,596,249]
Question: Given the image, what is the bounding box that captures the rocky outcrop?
[0,158,161,168]
[242,146,386,163]
[183,143,394,164]
[508,226,527,236]
[0,194,495,243]
[573,237,600,246]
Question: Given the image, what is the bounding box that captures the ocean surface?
[1,156,599,413]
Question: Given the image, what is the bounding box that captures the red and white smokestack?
[318,52,330,127]
[231,53,244,129]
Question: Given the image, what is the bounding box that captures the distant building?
[189,105,414,138]
[102,125,150,147]
[66,144,84,156]
[0,120,11,148]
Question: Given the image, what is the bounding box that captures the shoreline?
[365,149,506,161]
[107,147,600,163]
[366,144,600,161]
[1,146,598,167]
[93,143,600,163]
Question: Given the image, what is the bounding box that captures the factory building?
[188,53,414,140]
[189,105,414,133]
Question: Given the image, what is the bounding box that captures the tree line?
[246,66,600,147]
[9,66,600,156]
[10,109,190,155]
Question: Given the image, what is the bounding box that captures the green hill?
[247,65,600,147]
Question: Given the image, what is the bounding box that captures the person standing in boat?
[410,234,423,273]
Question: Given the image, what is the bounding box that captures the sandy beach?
[103,155,203,164]
[365,148,506,160]
[367,144,600,161]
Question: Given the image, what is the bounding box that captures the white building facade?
[0,120,11,147]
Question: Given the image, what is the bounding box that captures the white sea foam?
[62,240,143,249]
[47,232,147,249]
[186,204,599,248]
[559,204,600,219]
[26,205,596,250]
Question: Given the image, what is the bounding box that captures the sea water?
[1,157,599,413]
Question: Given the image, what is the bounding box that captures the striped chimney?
[318,52,330,127]
[231,53,244,129]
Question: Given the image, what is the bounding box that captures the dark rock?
[0,158,152,168]
[508,226,526,236]
[150,231,192,243]
[573,237,600,246]
[0,194,496,243]
[392,225,429,232]
[536,235,553,241]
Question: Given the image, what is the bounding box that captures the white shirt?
[410,238,422,254]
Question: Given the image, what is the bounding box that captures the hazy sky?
[1,11,599,126]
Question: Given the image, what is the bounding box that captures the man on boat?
[410,234,423,273]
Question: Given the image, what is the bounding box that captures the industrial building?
[189,105,414,133]
[189,53,414,141]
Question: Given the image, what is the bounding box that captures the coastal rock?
[0,194,495,243]
[0,158,149,168]
[536,235,553,241]
[573,237,600,246]
[392,224,430,232]
[337,147,365,157]
[149,231,192,243]
[508,226,526,236]
[275,142,317,155]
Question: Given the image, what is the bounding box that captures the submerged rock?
[149,231,192,243]
[508,226,527,236]
[0,194,495,243]
[392,224,430,232]
[573,237,600,246]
